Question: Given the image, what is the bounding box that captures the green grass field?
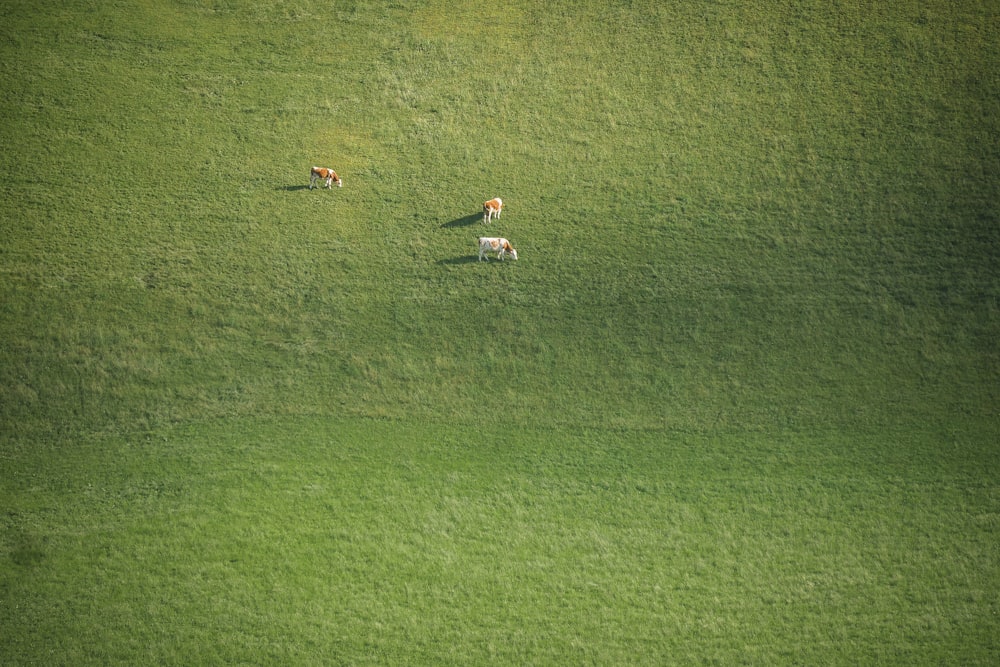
[2,0,998,663]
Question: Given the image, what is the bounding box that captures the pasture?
[2,0,998,663]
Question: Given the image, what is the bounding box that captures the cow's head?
[509,249,518,260]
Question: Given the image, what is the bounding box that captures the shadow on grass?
[437,255,479,266]
[441,213,482,228]
[277,185,311,192]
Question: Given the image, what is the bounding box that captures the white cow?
[478,237,518,262]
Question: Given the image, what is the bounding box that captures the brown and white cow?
[310,166,342,189]
[478,237,518,262]
[483,197,503,224]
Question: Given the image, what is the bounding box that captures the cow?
[310,166,342,189]
[483,197,503,224]
[478,237,518,262]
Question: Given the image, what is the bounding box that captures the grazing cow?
[478,237,518,262]
[310,166,342,189]
[483,197,503,224]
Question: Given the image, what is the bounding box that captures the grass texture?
[1,0,998,663]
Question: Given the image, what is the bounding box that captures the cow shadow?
[441,213,481,228]
[277,185,311,192]
[437,255,479,266]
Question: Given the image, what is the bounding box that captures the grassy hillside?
[2,0,996,436]
[2,0,998,663]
